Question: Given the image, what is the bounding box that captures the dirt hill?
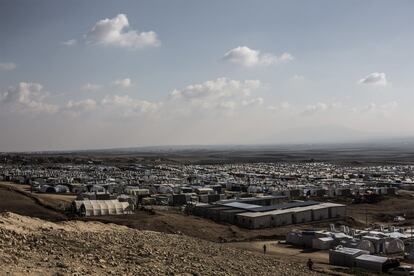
[0,212,321,275]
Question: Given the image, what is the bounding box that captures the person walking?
[307,258,313,271]
[263,244,267,254]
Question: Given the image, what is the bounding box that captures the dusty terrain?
[0,182,75,211]
[85,210,346,243]
[0,212,321,276]
[346,191,414,227]
[0,184,67,221]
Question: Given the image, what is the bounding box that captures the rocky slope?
[0,212,320,275]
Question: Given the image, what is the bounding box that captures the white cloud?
[114,78,132,88]
[169,78,263,115]
[360,101,398,114]
[268,102,292,111]
[86,14,160,48]
[0,62,17,71]
[217,101,237,110]
[81,83,101,92]
[300,102,342,116]
[301,102,328,116]
[171,77,261,100]
[102,95,160,116]
[241,97,264,107]
[359,72,387,86]
[65,99,97,114]
[223,46,293,67]
[0,82,58,113]
[291,74,305,81]
[61,39,77,46]
[381,101,398,110]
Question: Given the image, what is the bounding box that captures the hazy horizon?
[2,0,414,151]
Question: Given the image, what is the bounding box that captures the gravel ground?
[0,212,322,276]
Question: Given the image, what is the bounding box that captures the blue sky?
[1,0,414,151]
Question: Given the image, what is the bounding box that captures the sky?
[1,0,414,151]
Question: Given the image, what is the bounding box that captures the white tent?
[384,238,404,254]
[75,199,130,217]
[55,185,69,193]
[357,239,375,254]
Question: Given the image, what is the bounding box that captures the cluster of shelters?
[193,198,346,229]
[0,161,410,200]
[329,247,399,273]
[286,224,414,273]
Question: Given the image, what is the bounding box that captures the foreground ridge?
[0,212,319,275]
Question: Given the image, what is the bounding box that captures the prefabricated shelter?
[155,195,169,205]
[283,189,301,198]
[207,194,221,203]
[219,209,246,224]
[326,203,347,218]
[286,231,305,247]
[312,237,334,250]
[77,192,111,200]
[312,202,346,220]
[192,204,215,217]
[70,184,88,194]
[125,187,150,196]
[217,195,287,206]
[195,187,214,195]
[171,194,187,206]
[180,187,193,194]
[311,204,330,221]
[205,206,234,221]
[236,212,272,229]
[199,194,209,203]
[269,209,294,227]
[329,247,369,267]
[405,244,414,260]
[355,254,399,272]
[335,188,351,197]
[302,230,319,248]
[290,206,313,224]
[142,197,156,205]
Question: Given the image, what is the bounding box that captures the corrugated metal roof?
[217,195,287,205]
[222,202,262,210]
[355,254,388,263]
[331,247,367,255]
[250,200,320,212]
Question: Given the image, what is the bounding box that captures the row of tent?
[39,184,69,193]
